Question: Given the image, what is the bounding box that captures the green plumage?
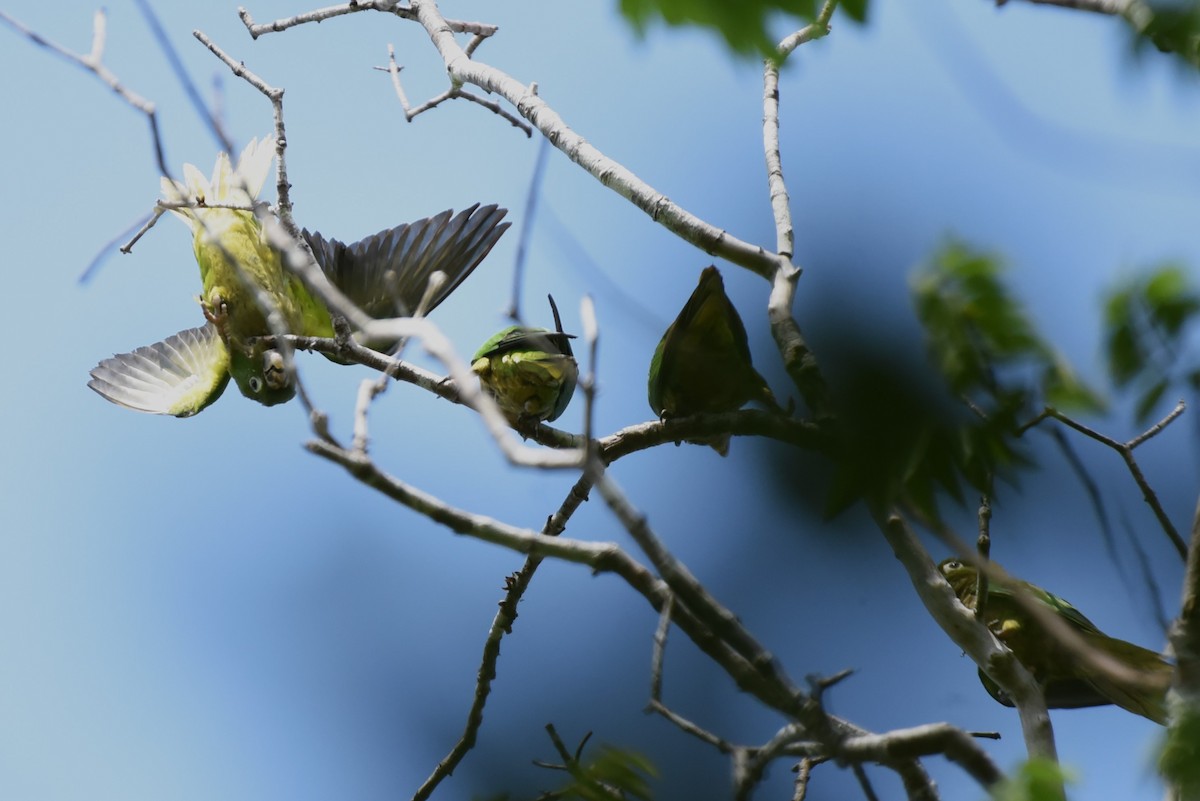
[472,302,578,427]
[89,138,509,416]
[939,558,1173,724]
[647,265,779,454]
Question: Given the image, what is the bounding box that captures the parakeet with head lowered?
[472,295,578,429]
[647,265,781,455]
[938,558,1173,724]
[88,136,509,416]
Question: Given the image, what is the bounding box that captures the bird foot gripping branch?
[471,295,580,431]
[647,265,784,456]
[938,558,1174,725]
[89,135,510,417]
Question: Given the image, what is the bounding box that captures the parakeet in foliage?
[472,296,578,428]
[938,558,1173,725]
[88,136,509,416]
[647,265,780,455]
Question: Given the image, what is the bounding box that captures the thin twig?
[413,470,598,801]
[852,763,881,801]
[80,209,156,283]
[595,470,787,680]
[380,49,531,133]
[793,757,822,801]
[0,9,169,177]
[648,593,674,703]
[1035,403,1188,558]
[239,2,498,40]
[134,0,230,153]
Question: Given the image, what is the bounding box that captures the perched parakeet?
[939,558,1173,724]
[647,265,780,455]
[88,136,509,416]
[472,296,578,428]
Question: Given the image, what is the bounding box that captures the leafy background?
[1,0,1198,798]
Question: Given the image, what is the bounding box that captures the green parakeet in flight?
[938,558,1173,724]
[471,296,578,428]
[647,265,780,455]
[88,136,509,416]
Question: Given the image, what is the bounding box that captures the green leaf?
[1145,265,1200,335]
[1042,358,1105,414]
[561,745,657,801]
[913,240,1102,414]
[841,0,869,23]
[1134,377,1170,424]
[618,0,833,57]
[990,757,1074,801]
[1130,3,1200,70]
[1102,264,1200,415]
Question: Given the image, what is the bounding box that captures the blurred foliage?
[817,241,1103,518]
[989,758,1074,801]
[1158,704,1200,798]
[616,0,867,59]
[913,241,1103,416]
[820,341,1027,519]
[1130,1,1200,69]
[1103,263,1200,422]
[476,744,655,801]
[550,745,657,801]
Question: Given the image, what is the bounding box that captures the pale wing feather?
[88,323,230,417]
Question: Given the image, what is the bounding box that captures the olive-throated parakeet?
[939,558,1172,724]
[647,265,780,455]
[88,136,509,416]
[471,296,578,428]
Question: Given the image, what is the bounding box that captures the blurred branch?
[508,135,552,320]
[80,209,157,283]
[1022,402,1188,558]
[0,9,170,178]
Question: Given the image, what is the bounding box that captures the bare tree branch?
[0,9,169,177]
[1026,402,1188,558]
[878,511,1061,769]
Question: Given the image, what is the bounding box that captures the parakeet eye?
[248,375,264,394]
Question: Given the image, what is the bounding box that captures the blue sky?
[1,1,1197,799]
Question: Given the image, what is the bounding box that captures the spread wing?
[304,203,510,319]
[88,322,231,417]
